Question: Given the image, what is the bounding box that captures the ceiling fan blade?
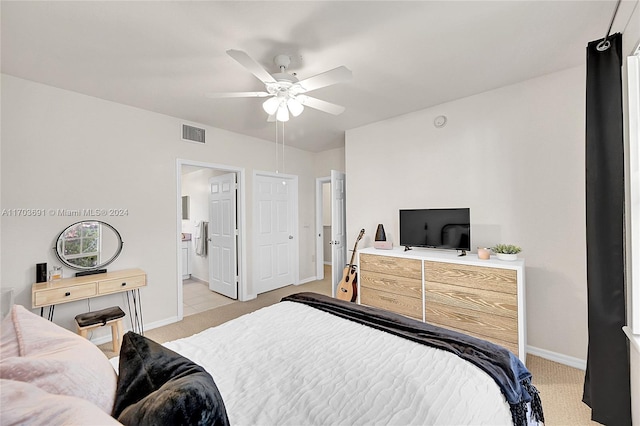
[227,49,276,84]
[298,95,346,115]
[297,66,352,93]
[205,91,270,99]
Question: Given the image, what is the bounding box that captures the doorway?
[315,170,347,297]
[176,159,247,320]
[315,177,331,281]
[208,172,238,299]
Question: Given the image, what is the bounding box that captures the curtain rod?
[597,0,622,51]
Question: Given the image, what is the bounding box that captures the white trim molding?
[297,276,317,285]
[526,345,587,370]
[624,326,640,353]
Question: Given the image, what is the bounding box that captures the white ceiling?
[1,1,636,153]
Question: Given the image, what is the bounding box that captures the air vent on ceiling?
[182,124,206,144]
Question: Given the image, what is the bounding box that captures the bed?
[1,292,543,425]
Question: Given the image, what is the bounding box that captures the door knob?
[289,235,293,239]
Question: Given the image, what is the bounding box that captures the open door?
[330,170,347,295]
[208,173,238,299]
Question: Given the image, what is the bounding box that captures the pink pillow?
[0,379,120,425]
[0,305,117,413]
[0,308,20,358]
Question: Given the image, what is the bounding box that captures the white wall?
[346,66,587,361]
[314,147,345,176]
[322,183,332,226]
[0,74,337,337]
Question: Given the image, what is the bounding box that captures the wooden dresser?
[358,247,525,361]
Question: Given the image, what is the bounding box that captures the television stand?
[404,245,412,252]
[458,250,467,257]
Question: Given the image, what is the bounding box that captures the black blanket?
[282,292,543,426]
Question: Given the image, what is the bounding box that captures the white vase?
[496,253,518,261]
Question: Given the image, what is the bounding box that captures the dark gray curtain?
[583,32,631,425]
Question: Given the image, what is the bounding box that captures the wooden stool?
[75,306,126,353]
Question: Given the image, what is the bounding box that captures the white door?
[208,173,238,299]
[255,173,297,294]
[330,170,347,295]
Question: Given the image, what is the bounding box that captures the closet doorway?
[176,159,246,320]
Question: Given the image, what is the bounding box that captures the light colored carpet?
[101,273,599,425]
[526,355,600,425]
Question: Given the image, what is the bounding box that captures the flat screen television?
[399,208,470,252]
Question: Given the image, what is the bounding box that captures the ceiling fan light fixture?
[213,50,350,124]
[287,98,304,117]
[276,104,290,122]
[262,97,280,115]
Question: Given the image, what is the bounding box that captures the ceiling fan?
[206,49,352,122]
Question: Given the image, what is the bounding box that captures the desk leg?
[125,289,144,335]
[40,306,55,321]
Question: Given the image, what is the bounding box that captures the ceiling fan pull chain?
[275,119,279,173]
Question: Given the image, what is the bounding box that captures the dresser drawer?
[360,254,421,280]
[424,281,517,319]
[424,261,516,294]
[99,274,146,295]
[425,301,518,344]
[360,287,422,320]
[428,320,519,356]
[33,283,97,307]
[361,271,422,299]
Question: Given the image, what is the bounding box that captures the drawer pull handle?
[65,292,71,297]
[121,282,127,286]
[379,295,398,304]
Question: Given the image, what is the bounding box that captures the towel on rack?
[195,221,208,257]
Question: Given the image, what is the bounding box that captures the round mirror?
[54,221,123,270]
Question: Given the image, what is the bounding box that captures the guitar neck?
[346,229,365,269]
[347,247,358,269]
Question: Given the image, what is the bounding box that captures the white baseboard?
[187,275,208,284]
[240,293,257,302]
[297,276,317,285]
[527,345,587,370]
[144,316,181,331]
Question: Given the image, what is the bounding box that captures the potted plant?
[492,244,521,261]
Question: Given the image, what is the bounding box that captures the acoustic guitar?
[336,229,365,302]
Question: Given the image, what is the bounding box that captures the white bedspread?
[161,301,513,425]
